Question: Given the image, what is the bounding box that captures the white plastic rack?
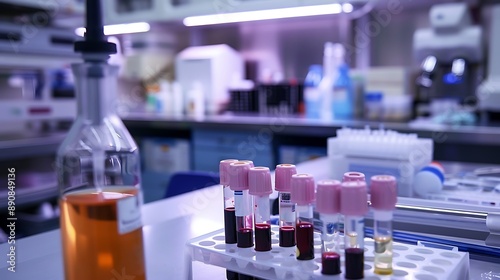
[187,226,469,280]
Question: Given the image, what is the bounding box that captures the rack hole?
[199,241,216,247]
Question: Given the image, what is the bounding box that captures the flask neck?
[72,62,119,124]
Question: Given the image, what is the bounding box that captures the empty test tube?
[291,173,316,261]
[275,164,297,247]
[371,175,397,275]
[229,161,254,248]
[340,180,368,280]
[316,180,342,275]
[249,167,273,252]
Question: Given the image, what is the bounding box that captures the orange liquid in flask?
[60,187,146,280]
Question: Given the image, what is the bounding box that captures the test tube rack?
[187,226,469,280]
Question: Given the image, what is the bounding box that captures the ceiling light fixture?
[183,3,344,27]
[75,22,150,37]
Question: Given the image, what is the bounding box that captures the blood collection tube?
[291,173,316,261]
[343,172,365,182]
[371,175,397,275]
[220,159,238,244]
[274,164,297,247]
[340,180,368,279]
[249,167,273,252]
[220,159,239,280]
[316,180,342,275]
[229,161,254,248]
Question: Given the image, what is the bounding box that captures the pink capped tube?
[342,172,365,182]
[340,180,368,279]
[220,159,238,244]
[317,180,342,275]
[249,167,273,252]
[371,175,397,275]
[229,161,254,248]
[275,164,297,247]
[291,173,316,260]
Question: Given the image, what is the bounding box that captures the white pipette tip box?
[327,127,434,197]
[187,225,469,280]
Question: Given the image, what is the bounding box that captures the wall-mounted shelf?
[0,132,66,161]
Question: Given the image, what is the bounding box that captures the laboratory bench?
[3,113,500,238]
[1,158,500,280]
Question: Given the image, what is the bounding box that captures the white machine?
[477,5,500,113]
[175,44,244,115]
[413,3,483,107]
[0,23,79,134]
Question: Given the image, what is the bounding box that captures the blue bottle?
[333,64,353,119]
[332,47,353,120]
[304,65,323,119]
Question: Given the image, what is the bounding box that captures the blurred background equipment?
[477,4,500,123]
[413,2,483,121]
[176,44,244,115]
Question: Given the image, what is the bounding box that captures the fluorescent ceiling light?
[342,3,354,13]
[183,3,343,27]
[75,22,150,37]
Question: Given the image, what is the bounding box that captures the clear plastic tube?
[223,184,237,244]
[296,204,315,260]
[374,210,393,275]
[254,195,271,251]
[321,213,340,253]
[344,215,364,279]
[234,190,254,248]
[278,191,296,247]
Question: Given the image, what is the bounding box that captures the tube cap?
[239,160,254,168]
[275,164,297,192]
[290,174,315,205]
[340,181,368,216]
[229,161,251,191]
[370,175,397,210]
[249,167,273,196]
[316,180,341,214]
[219,159,238,185]
[343,172,365,182]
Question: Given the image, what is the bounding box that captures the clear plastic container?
[304,65,323,119]
[364,92,383,120]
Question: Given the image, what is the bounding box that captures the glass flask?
[56,62,146,280]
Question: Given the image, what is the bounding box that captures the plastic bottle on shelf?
[364,92,384,120]
[186,81,205,118]
[332,44,354,120]
[304,65,323,119]
[145,83,159,113]
[172,81,183,117]
[318,42,337,121]
[157,80,173,116]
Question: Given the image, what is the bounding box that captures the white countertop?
[1,158,500,279]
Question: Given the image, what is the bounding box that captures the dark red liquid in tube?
[254,224,271,252]
[296,222,314,260]
[321,252,341,275]
[224,207,237,244]
[345,247,364,279]
[279,226,295,247]
[237,228,253,248]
